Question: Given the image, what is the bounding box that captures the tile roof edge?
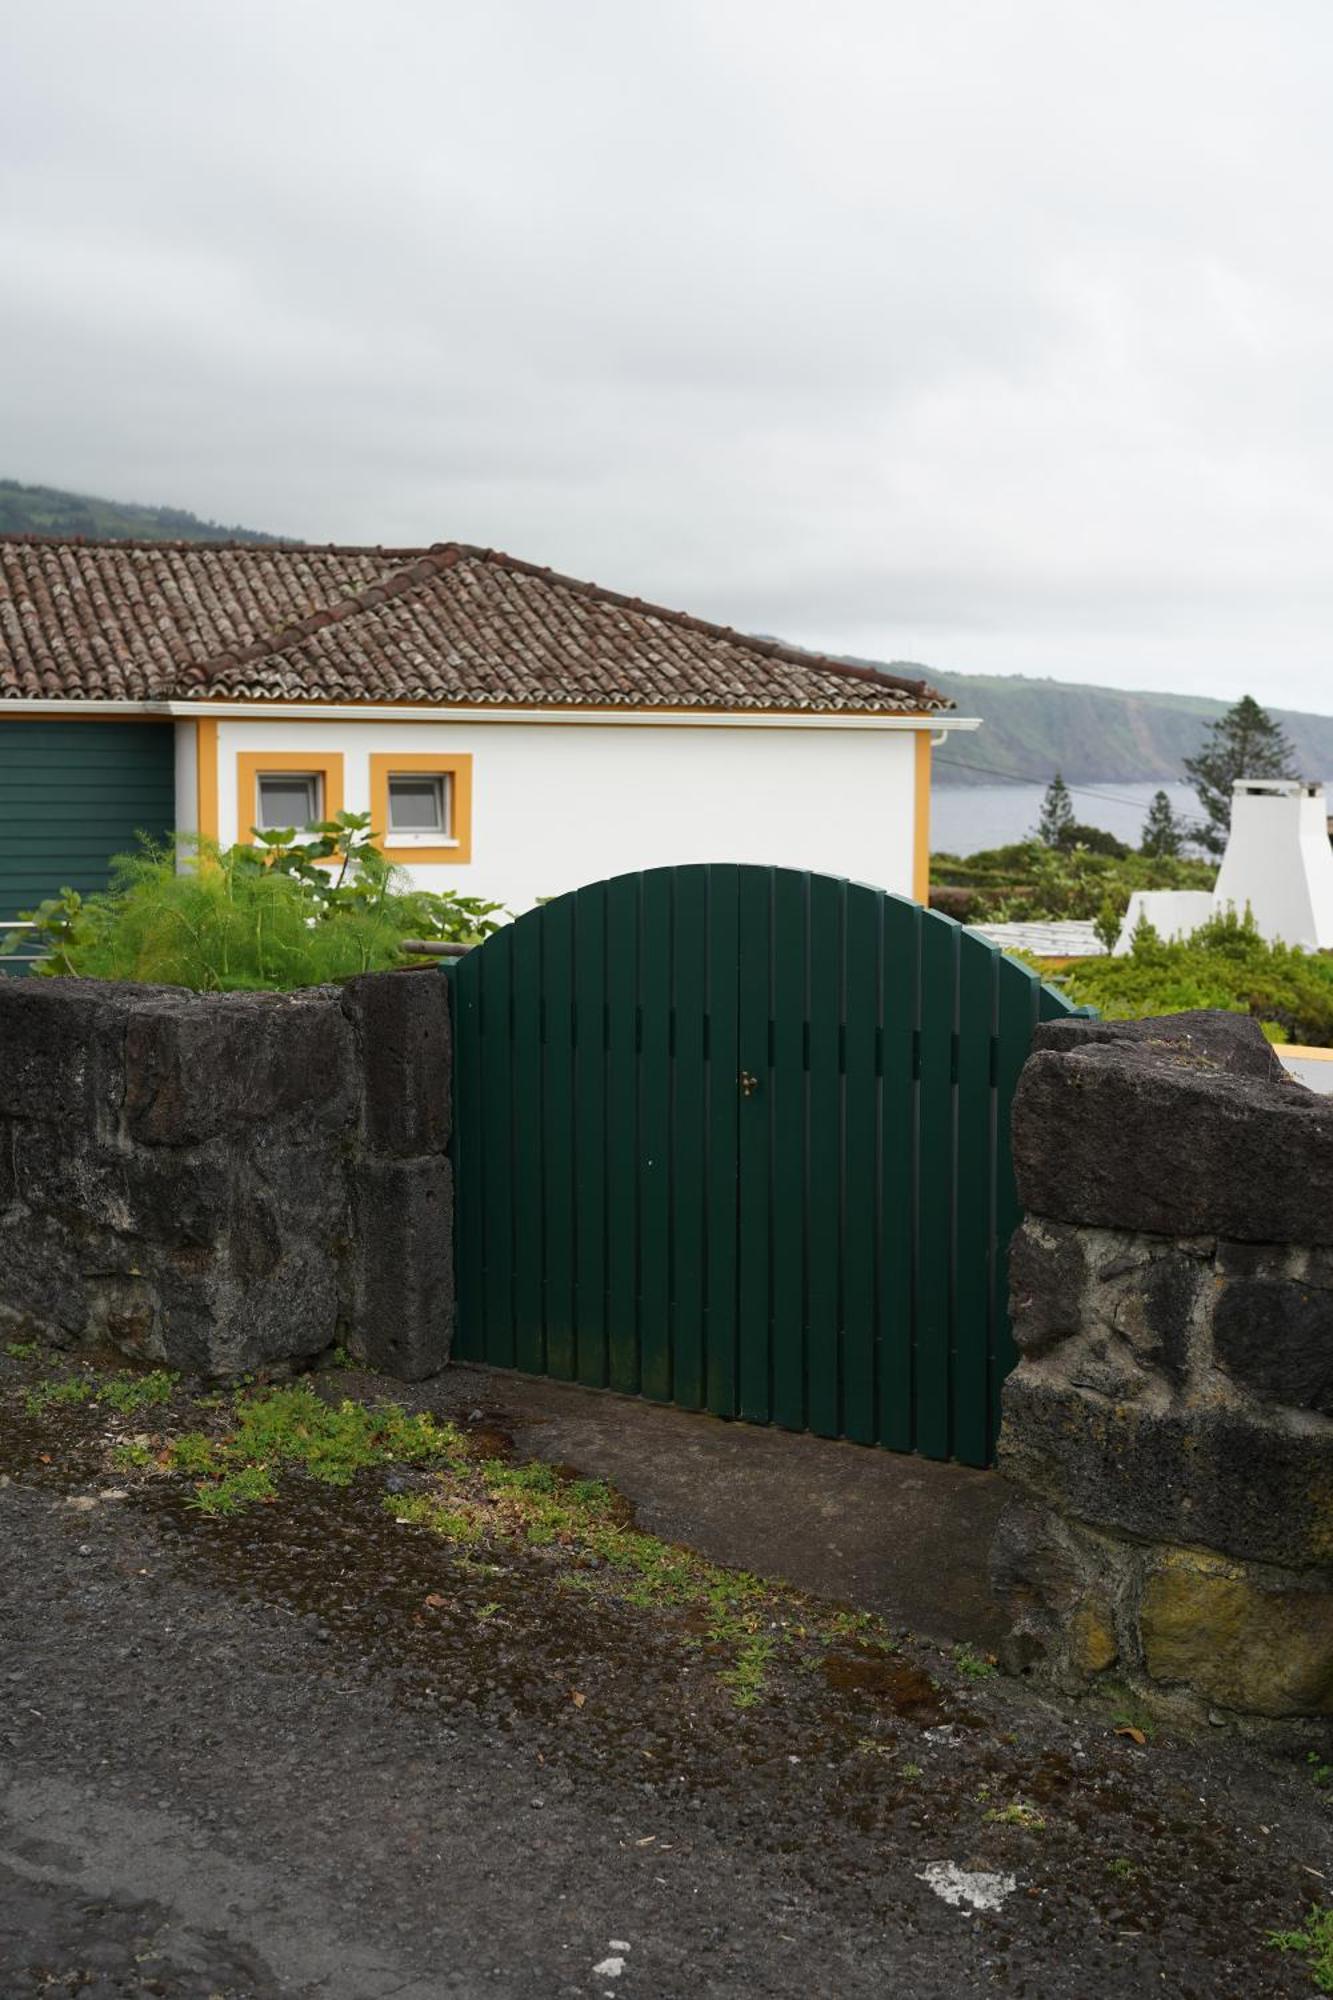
[437,545,952,710]
[172,539,951,711]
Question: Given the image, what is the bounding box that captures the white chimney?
[1213,779,1333,949]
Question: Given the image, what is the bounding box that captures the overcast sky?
[4,2,1332,706]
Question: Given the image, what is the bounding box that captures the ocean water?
[930,779,1203,855]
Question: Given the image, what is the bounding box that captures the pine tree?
[1183,695,1297,855]
[1139,789,1184,859]
[1036,772,1075,847]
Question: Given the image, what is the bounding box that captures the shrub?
[931,840,1215,928]
[1048,911,1333,1047]
[8,815,506,991]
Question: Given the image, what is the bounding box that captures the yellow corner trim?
[235,749,345,851]
[912,731,931,904]
[196,718,220,843]
[368,752,473,865]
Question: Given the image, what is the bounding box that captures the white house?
[0,539,979,919]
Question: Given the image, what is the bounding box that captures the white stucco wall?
[209,716,923,911]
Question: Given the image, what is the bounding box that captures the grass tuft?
[1268,1906,1333,1992]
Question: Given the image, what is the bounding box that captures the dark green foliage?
[1052,911,1333,1047]
[1036,773,1074,847]
[1140,789,1185,858]
[1184,695,1298,856]
[932,841,1215,927]
[9,814,505,990]
[1058,821,1128,859]
[0,476,289,544]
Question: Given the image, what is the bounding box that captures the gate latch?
[738,1069,759,1097]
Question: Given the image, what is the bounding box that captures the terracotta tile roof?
[0,539,949,715]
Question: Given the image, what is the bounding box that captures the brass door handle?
[738,1070,759,1097]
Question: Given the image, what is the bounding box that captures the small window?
[388,772,451,838]
[256,773,321,830]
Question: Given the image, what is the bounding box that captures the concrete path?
[419,1364,1011,1647]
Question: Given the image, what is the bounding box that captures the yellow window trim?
[369,752,473,864]
[235,750,345,854]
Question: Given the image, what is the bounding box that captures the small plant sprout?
[1267,1906,1333,1992]
[952,1643,997,1681]
[984,1800,1045,1831]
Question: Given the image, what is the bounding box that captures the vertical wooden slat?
[540,893,576,1380]
[954,931,998,1466]
[915,910,959,1459]
[606,873,640,1394]
[510,909,545,1376]
[573,880,608,1387]
[841,882,879,1443]
[638,871,673,1402]
[736,865,773,1423]
[445,958,485,1361]
[878,896,920,1451]
[479,923,516,1368]
[770,869,808,1431]
[704,864,740,1417]
[806,873,841,1438]
[670,866,708,1409]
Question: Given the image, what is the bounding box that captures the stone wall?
[992,1010,1333,1730]
[0,972,453,1380]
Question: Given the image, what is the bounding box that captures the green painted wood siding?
[0,720,176,942]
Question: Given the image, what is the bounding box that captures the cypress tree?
[1036,772,1075,847]
[1140,789,1184,858]
[1183,695,1297,856]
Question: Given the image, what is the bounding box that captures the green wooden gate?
[447,864,1085,1465]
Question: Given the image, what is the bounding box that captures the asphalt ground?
[1,1352,1329,1999]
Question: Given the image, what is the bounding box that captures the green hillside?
[836,655,1333,788]
[0,478,291,546]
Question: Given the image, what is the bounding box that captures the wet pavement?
[1,1353,1330,1998]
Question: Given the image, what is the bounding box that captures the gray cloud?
[3,0,1332,703]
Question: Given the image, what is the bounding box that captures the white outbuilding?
[1116,779,1333,953]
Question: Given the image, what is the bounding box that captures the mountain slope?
[0,478,291,546]
[835,657,1333,787]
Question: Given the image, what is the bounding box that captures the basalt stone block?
[351,1155,453,1380]
[1214,1274,1333,1415]
[341,971,451,1158]
[1140,1549,1333,1717]
[0,978,150,1127]
[1104,1244,1203,1379]
[1030,1008,1289,1082]
[1013,1032,1333,1246]
[123,989,356,1147]
[998,1371,1333,1572]
[1008,1218,1088,1356]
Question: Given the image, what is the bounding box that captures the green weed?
[111,1442,155,1471]
[1106,1857,1137,1880]
[5,1341,38,1361]
[984,1800,1045,1830]
[23,1377,93,1416]
[1307,1751,1332,1790]
[1268,1906,1333,1993]
[186,1465,279,1515]
[953,1643,997,1681]
[900,1763,923,1780]
[101,1370,177,1413]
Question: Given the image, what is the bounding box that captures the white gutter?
[1,698,982,735]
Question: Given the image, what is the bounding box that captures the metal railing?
[0,921,47,974]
